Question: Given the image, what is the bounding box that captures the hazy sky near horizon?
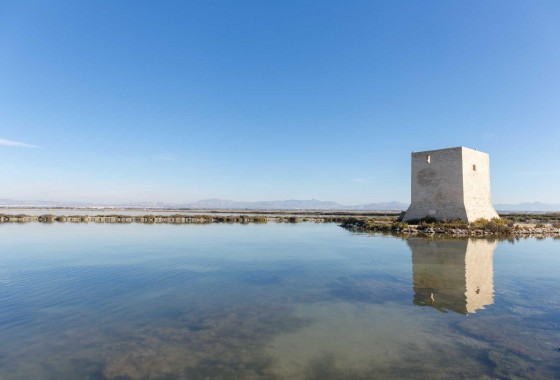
[1,1,559,204]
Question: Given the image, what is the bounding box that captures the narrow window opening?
[473,164,477,171]
[426,155,431,164]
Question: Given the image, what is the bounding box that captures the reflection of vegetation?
[40,214,56,223]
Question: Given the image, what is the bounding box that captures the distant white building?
[402,146,499,223]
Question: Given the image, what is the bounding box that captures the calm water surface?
[0,223,559,379]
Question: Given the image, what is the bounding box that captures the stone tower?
[402,146,499,223]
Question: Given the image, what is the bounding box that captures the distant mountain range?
[0,198,408,211]
[494,202,560,212]
[183,199,409,211]
[1,198,559,212]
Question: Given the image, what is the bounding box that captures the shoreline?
[340,217,560,238]
[1,211,560,238]
[0,213,349,224]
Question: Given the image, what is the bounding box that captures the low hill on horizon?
[1,198,559,212]
[494,202,560,212]
[0,198,408,211]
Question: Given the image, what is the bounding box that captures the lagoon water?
[0,223,559,379]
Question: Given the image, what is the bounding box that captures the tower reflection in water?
[408,238,496,315]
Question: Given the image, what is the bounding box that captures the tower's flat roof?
[411,146,488,155]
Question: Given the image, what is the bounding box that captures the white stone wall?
[461,148,499,221]
[403,146,499,223]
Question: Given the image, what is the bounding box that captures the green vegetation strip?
[0,214,349,224]
[341,215,560,236]
[1,213,559,237]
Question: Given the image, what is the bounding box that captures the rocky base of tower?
[402,203,499,223]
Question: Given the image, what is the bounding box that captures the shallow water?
[0,223,559,379]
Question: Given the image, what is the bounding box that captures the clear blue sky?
[1,1,559,204]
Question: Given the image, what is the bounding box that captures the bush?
[422,216,437,224]
[486,220,512,234]
[470,218,512,234]
[470,218,489,229]
[252,216,268,223]
[438,219,469,229]
[391,221,409,230]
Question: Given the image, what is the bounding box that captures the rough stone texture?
[403,147,499,223]
[409,238,495,314]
